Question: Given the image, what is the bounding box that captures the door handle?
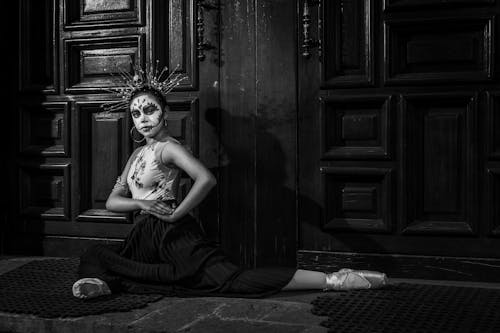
[196,0,218,61]
[302,0,321,59]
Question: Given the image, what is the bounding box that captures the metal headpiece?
[101,60,187,113]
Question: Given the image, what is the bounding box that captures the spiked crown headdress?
[101,60,187,113]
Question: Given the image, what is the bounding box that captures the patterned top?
[126,140,181,201]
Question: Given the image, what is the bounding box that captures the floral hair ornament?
[101,60,187,113]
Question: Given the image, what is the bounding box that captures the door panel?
[487,92,500,159]
[11,0,214,256]
[161,0,197,90]
[64,35,146,93]
[64,0,145,29]
[320,95,393,159]
[383,0,495,10]
[298,0,500,280]
[401,93,478,236]
[322,166,394,233]
[19,163,71,221]
[19,102,70,157]
[488,168,500,235]
[76,104,130,224]
[19,0,58,93]
[321,0,374,87]
[384,16,494,85]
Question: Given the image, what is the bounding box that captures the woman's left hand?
[150,210,182,223]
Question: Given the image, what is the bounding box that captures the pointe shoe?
[72,278,111,299]
[324,268,388,291]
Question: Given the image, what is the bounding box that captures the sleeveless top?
[126,140,181,201]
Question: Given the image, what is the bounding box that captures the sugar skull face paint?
[130,93,165,137]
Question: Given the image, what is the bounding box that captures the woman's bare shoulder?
[156,138,191,164]
[157,137,185,152]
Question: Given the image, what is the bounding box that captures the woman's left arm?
[151,142,216,223]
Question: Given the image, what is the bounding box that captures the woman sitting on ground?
[72,64,387,299]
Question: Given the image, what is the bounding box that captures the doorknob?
[302,0,321,59]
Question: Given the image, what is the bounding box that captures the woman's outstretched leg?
[282,268,389,291]
[281,269,326,290]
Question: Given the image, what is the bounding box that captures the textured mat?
[311,283,500,333]
[0,258,163,318]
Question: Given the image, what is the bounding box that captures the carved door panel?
[10,0,220,255]
[298,0,500,280]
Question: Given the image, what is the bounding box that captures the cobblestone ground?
[0,257,327,333]
[4,257,499,333]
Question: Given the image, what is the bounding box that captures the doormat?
[311,283,500,332]
[0,258,163,318]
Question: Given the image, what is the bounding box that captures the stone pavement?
[3,257,500,333]
[0,257,328,333]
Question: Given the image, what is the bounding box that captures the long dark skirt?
[78,214,296,298]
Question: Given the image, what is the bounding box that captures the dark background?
[3,0,500,282]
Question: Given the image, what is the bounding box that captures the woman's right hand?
[138,200,175,216]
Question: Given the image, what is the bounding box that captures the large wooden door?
[298,0,500,281]
[8,0,221,256]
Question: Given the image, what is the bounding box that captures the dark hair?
[129,87,167,110]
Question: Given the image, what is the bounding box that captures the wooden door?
[8,0,221,256]
[298,0,500,281]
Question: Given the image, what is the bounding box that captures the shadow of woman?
[200,107,398,276]
[200,107,296,268]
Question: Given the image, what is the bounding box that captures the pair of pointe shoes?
[324,268,388,291]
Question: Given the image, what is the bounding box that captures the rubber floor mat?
[0,258,163,318]
[311,283,500,333]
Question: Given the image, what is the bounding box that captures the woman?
[72,65,387,299]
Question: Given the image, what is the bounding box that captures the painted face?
[129,93,165,137]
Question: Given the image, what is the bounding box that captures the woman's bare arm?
[153,141,216,222]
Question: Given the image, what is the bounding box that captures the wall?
[219,0,298,267]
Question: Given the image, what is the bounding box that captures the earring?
[164,119,168,127]
[130,127,145,143]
